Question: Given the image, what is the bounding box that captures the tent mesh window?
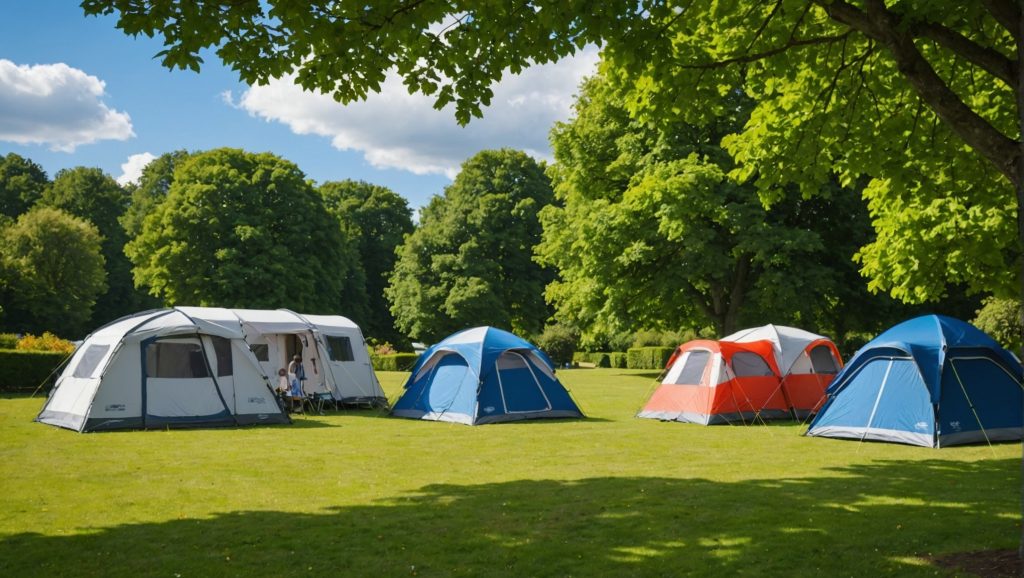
[72,344,109,378]
[250,343,269,362]
[809,345,839,373]
[326,336,354,362]
[675,350,711,384]
[210,336,233,377]
[146,342,211,379]
[731,352,773,376]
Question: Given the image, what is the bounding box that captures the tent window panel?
[731,352,773,377]
[809,345,839,374]
[146,342,210,379]
[675,351,710,385]
[72,344,109,378]
[210,336,233,377]
[250,344,269,362]
[326,336,354,362]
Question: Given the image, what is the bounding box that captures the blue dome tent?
[390,326,584,425]
[807,315,1023,447]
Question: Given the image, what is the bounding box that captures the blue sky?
[0,1,597,209]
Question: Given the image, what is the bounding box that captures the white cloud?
[233,47,600,179]
[0,59,134,152]
[117,152,157,186]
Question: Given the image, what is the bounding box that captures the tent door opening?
[496,351,551,413]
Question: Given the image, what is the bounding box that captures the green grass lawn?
[0,368,1018,577]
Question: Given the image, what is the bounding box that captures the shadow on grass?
[1,459,1017,577]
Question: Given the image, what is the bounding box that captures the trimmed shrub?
[0,349,69,391]
[373,353,418,372]
[0,334,19,349]
[626,347,675,370]
[571,351,628,368]
[608,352,628,368]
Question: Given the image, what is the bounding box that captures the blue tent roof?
[834,315,1021,403]
[409,326,556,378]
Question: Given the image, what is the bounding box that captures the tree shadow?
[0,459,1016,576]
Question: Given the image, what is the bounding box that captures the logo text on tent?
[104,404,125,412]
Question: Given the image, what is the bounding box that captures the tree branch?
[980,0,1021,43]
[822,0,1020,184]
[680,32,852,69]
[914,20,1016,86]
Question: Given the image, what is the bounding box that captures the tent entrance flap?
[496,351,552,413]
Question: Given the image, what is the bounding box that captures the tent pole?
[949,359,995,454]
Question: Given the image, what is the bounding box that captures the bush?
[372,353,419,372]
[0,334,19,349]
[571,351,628,368]
[0,349,69,391]
[626,347,675,370]
[533,324,579,366]
[16,332,76,354]
[973,297,1022,353]
[608,352,628,368]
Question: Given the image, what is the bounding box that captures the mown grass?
[0,369,1018,577]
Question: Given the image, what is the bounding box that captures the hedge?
[372,353,419,372]
[626,347,675,370]
[0,349,70,392]
[571,352,628,368]
[608,352,628,368]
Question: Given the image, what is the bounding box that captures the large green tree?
[320,180,414,344]
[127,148,362,313]
[539,74,911,345]
[0,153,48,219]
[0,207,107,337]
[42,167,137,327]
[386,149,553,342]
[120,150,191,239]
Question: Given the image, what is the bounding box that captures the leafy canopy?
[386,149,553,342]
[0,207,107,337]
[42,166,140,327]
[0,153,47,219]
[320,180,413,344]
[83,0,1024,302]
[127,148,361,312]
[538,74,861,343]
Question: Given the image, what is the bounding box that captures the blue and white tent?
[391,326,584,425]
[807,315,1023,447]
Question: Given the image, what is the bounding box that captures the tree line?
[0,72,992,353]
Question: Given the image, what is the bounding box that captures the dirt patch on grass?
[931,549,1019,578]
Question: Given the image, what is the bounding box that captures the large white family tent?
[178,307,385,406]
[37,307,385,432]
[37,308,289,432]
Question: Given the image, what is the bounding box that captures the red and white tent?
[721,325,843,419]
[637,339,787,425]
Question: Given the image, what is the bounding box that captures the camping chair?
[309,392,336,414]
[300,380,334,414]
